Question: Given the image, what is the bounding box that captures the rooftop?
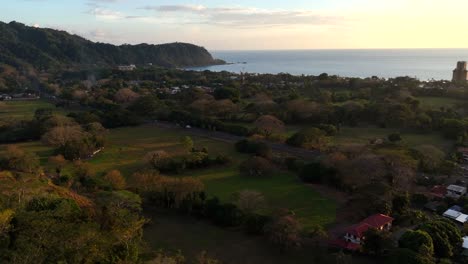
[447,185,467,192]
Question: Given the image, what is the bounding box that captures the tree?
[399,230,434,257]
[418,220,463,258]
[130,171,161,192]
[195,251,220,264]
[105,170,126,190]
[145,150,171,169]
[362,228,393,255]
[387,248,435,264]
[213,87,239,102]
[0,209,14,236]
[1,145,40,173]
[180,136,194,152]
[48,154,67,176]
[441,119,466,140]
[41,125,85,147]
[392,193,410,215]
[128,95,160,117]
[114,88,140,104]
[254,115,285,137]
[265,212,302,251]
[235,139,271,158]
[413,145,445,172]
[299,162,335,184]
[239,156,275,178]
[287,128,328,150]
[380,149,418,191]
[210,99,238,119]
[388,133,402,143]
[233,190,266,214]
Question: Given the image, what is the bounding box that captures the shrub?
[286,128,328,150]
[388,133,402,142]
[104,170,126,190]
[299,162,336,184]
[317,124,337,136]
[235,139,272,158]
[239,156,275,178]
[244,213,271,235]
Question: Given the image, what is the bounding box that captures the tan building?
[453,61,468,83]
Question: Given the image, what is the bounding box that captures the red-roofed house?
[430,185,447,199]
[343,214,394,247]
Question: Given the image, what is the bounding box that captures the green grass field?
[7,125,336,229]
[334,126,453,151]
[143,211,353,264]
[0,100,58,121]
[415,96,465,110]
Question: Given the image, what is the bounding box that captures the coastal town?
[1,14,468,263]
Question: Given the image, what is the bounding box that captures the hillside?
[0,21,224,70]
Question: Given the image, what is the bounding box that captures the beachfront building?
[453,61,468,83]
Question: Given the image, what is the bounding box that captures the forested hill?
[0,21,224,70]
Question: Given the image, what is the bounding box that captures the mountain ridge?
[0,21,225,70]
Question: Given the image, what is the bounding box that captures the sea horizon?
[189,48,468,81]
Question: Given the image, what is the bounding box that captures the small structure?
[446,185,467,199]
[453,61,468,84]
[462,237,468,257]
[424,201,443,212]
[117,64,137,71]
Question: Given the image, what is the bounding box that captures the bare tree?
[114,88,140,104]
[233,190,266,213]
[254,115,285,137]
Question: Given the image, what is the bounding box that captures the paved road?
[153,121,321,160]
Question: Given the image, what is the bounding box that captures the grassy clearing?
[143,211,341,264]
[334,126,453,151]
[97,125,336,229]
[9,125,336,229]
[416,96,465,110]
[0,100,58,121]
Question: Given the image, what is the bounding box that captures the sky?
[2,0,468,50]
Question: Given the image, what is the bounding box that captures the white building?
[446,185,467,199]
[442,209,468,224]
[117,64,137,71]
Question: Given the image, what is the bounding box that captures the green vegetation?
[416,96,465,109]
[334,126,453,151]
[2,44,468,263]
[14,125,336,229]
[0,100,56,121]
[0,21,223,71]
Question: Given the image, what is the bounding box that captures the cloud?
[140,5,341,28]
[87,7,124,20]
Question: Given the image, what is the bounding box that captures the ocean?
[188,49,468,81]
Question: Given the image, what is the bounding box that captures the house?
[424,201,443,212]
[446,185,467,199]
[344,214,394,245]
[462,237,468,257]
[117,64,136,71]
[442,206,468,224]
[430,185,447,198]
